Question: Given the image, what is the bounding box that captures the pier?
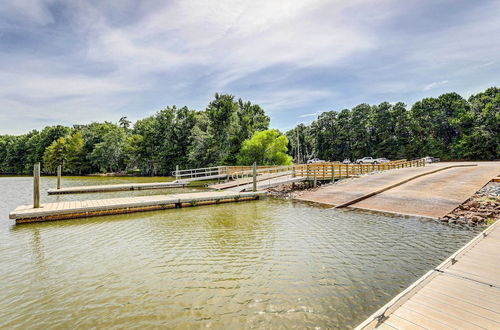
[9,191,264,223]
[47,181,186,195]
[356,219,500,329]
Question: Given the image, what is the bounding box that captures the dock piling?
[56,164,62,189]
[252,162,257,192]
[33,162,40,208]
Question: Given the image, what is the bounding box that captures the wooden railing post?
[252,162,257,192]
[175,165,180,181]
[313,166,317,188]
[292,165,296,178]
[331,164,335,182]
[56,164,62,190]
[33,162,40,208]
[346,164,349,178]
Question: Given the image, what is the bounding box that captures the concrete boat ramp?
[296,162,500,219]
[10,191,264,223]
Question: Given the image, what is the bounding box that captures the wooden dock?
[356,219,500,329]
[10,191,265,223]
[226,175,306,192]
[208,171,292,190]
[47,181,187,195]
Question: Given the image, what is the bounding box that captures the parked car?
[355,157,376,164]
[423,156,440,164]
[374,157,390,164]
[307,158,325,164]
[342,159,351,164]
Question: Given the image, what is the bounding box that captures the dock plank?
[356,220,500,329]
[48,181,187,195]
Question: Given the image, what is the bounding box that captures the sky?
[0,0,499,134]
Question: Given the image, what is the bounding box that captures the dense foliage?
[287,87,499,163]
[0,94,271,175]
[0,88,498,175]
[237,130,293,165]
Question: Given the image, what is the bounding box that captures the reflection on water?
[0,176,481,328]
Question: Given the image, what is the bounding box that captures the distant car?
[374,157,390,164]
[423,156,439,164]
[342,159,351,164]
[355,157,376,164]
[307,158,325,164]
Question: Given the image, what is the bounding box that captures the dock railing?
[172,166,227,181]
[173,159,425,182]
[293,158,425,181]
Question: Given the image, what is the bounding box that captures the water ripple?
[0,177,481,329]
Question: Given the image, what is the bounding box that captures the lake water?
[0,176,481,328]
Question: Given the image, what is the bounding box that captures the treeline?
[0,88,498,176]
[0,94,271,175]
[286,87,499,162]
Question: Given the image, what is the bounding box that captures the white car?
[307,158,325,164]
[355,157,376,164]
[375,157,390,164]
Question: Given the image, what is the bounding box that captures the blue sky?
[0,0,499,134]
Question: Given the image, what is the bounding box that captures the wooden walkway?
[225,175,306,192]
[356,219,500,329]
[47,181,186,195]
[208,172,292,190]
[10,191,265,223]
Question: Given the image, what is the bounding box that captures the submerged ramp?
[48,181,186,195]
[10,191,265,224]
[296,162,499,219]
[356,219,500,329]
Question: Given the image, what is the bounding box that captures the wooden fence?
[223,158,425,181]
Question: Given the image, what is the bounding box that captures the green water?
[0,176,481,328]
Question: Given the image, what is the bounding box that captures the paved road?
[296,162,500,219]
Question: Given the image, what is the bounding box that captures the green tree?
[89,126,127,172]
[237,129,293,165]
[42,132,88,174]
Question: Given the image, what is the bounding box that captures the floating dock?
[47,181,187,195]
[356,219,500,329]
[10,191,265,223]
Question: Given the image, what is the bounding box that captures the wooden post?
[175,165,180,181]
[331,164,335,182]
[292,165,296,178]
[33,162,41,208]
[313,166,317,188]
[252,162,257,192]
[323,165,326,180]
[56,164,62,189]
[346,164,349,178]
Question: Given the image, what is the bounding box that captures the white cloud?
[0,0,499,133]
[423,80,448,91]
